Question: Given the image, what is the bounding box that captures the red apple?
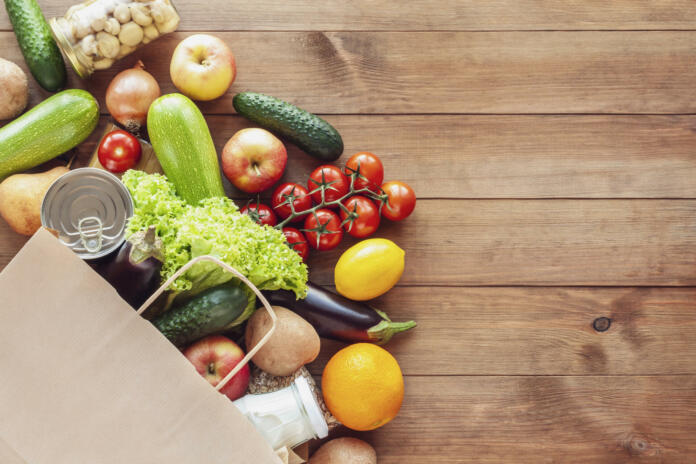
[221,128,287,193]
[170,34,236,101]
[183,335,250,401]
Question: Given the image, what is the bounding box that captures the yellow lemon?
[334,238,404,301]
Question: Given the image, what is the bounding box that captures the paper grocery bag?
[0,228,282,464]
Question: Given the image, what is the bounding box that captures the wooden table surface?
[2,1,696,462]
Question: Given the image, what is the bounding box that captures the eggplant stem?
[367,319,417,345]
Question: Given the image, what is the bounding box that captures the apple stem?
[207,362,216,375]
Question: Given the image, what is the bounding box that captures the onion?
[105,60,161,133]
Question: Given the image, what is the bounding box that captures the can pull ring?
[78,216,104,253]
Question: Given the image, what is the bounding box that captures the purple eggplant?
[99,226,164,309]
[263,283,416,344]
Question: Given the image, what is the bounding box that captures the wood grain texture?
[307,287,696,376]
[3,1,696,31]
[14,114,696,200]
[352,375,696,463]
[3,31,696,114]
[1,199,695,285]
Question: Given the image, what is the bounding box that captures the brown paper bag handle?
[136,255,277,391]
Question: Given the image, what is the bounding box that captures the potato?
[309,437,377,464]
[245,306,320,376]
[0,58,28,120]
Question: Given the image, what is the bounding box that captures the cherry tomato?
[307,165,350,205]
[344,152,384,192]
[98,129,142,173]
[282,227,310,262]
[340,195,380,238]
[240,203,278,227]
[271,183,312,221]
[303,208,343,251]
[381,181,416,221]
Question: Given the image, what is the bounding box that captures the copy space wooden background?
[2,1,696,462]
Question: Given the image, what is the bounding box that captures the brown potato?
[245,306,320,376]
[310,437,377,464]
[0,58,28,120]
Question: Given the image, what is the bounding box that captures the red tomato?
[282,227,310,262]
[340,195,380,238]
[303,208,343,251]
[240,203,278,227]
[381,181,416,221]
[307,165,350,204]
[98,129,142,173]
[271,183,312,221]
[344,152,384,192]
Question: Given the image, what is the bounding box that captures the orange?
[321,343,404,431]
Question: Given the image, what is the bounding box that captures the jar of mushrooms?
[49,0,179,77]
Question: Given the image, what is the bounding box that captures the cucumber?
[233,92,343,162]
[0,89,99,181]
[4,0,67,92]
[147,93,225,205]
[152,282,249,346]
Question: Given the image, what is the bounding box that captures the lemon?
[334,238,405,300]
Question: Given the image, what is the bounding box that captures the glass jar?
[49,0,180,78]
[233,377,329,451]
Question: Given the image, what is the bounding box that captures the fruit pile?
[0,0,417,460]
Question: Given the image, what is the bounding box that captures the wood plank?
[306,199,696,287]
[352,375,696,463]
[1,199,695,286]
[3,1,696,31]
[3,31,696,114]
[307,287,696,376]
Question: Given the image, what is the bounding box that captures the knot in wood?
[592,317,611,332]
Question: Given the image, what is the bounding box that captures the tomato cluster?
[239,152,416,261]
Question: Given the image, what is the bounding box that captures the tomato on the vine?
[303,208,343,251]
[282,227,310,262]
[272,183,312,221]
[307,165,350,204]
[381,181,416,221]
[98,129,142,173]
[344,152,384,192]
[340,195,380,238]
[240,203,277,227]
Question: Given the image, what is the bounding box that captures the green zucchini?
[147,93,225,205]
[233,92,343,162]
[0,89,99,181]
[4,0,67,92]
[152,282,249,346]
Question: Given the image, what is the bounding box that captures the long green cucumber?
[0,89,99,181]
[147,93,225,205]
[233,92,343,161]
[4,0,67,92]
[152,282,249,347]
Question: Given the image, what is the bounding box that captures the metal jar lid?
[41,168,134,259]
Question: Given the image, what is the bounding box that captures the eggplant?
[263,283,416,344]
[99,226,164,309]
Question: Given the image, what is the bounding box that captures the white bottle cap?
[294,376,328,439]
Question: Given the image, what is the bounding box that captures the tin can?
[41,168,134,260]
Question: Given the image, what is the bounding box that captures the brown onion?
[105,60,161,133]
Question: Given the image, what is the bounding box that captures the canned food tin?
[41,168,134,260]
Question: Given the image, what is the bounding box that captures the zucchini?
[152,282,249,346]
[233,92,343,162]
[4,0,67,92]
[0,89,99,181]
[147,93,225,205]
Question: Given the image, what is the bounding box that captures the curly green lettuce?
[122,170,308,305]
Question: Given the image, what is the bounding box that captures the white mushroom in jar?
[79,34,98,56]
[113,3,131,23]
[129,3,153,26]
[91,16,106,32]
[143,24,159,40]
[104,17,120,35]
[117,43,136,59]
[96,31,120,59]
[93,57,114,70]
[149,1,177,24]
[74,18,92,39]
[118,22,144,47]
